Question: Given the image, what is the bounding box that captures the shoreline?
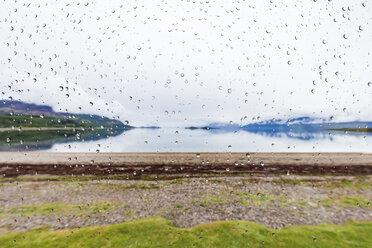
[1,152,372,177]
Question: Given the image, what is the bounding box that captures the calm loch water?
[1,127,370,153]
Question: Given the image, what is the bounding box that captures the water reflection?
[23,127,371,153]
[0,127,130,151]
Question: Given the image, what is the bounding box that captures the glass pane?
[0,0,371,152]
[0,1,371,247]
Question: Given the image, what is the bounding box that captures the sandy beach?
[1,152,372,177]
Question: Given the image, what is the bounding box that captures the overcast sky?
[1,0,371,127]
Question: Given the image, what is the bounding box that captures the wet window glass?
[0,0,371,152]
[0,1,371,247]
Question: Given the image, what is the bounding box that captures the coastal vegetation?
[0,114,124,129]
[0,217,371,248]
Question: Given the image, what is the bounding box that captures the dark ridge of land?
[0,100,127,129]
[328,128,372,133]
[1,152,372,177]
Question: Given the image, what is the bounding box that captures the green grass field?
[0,115,91,128]
[0,217,371,248]
[0,114,127,129]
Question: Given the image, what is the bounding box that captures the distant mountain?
[188,117,372,140]
[241,117,371,132]
[0,100,59,116]
[0,100,131,129]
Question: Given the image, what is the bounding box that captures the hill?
[0,100,129,129]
